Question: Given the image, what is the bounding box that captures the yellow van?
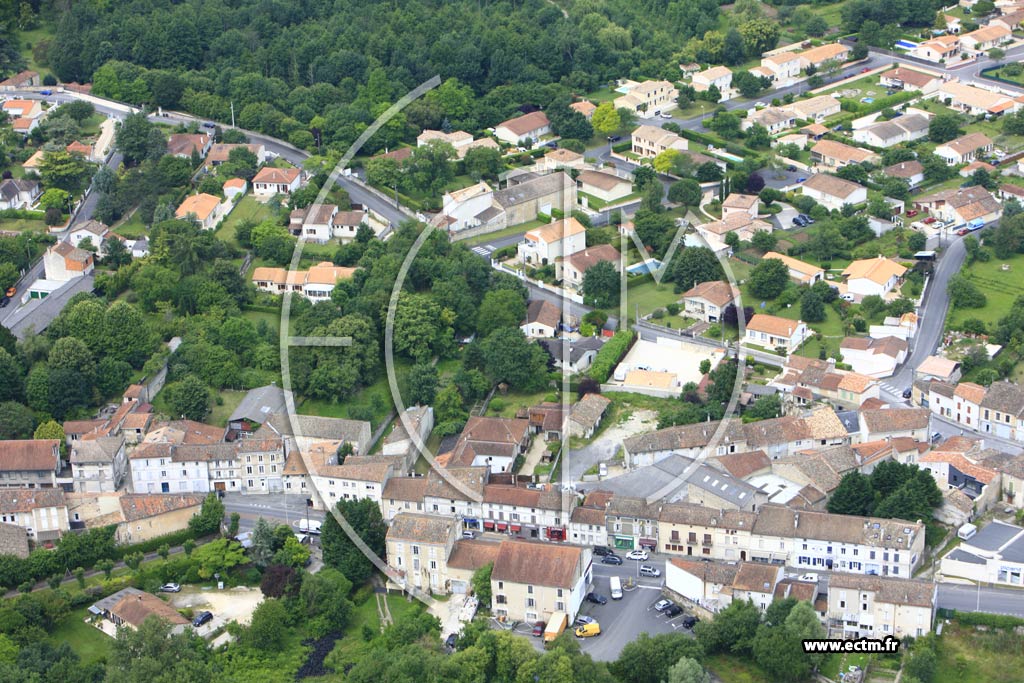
[574,622,601,638]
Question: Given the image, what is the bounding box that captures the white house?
[934,133,994,166]
[630,125,688,158]
[826,574,935,639]
[745,314,810,352]
[613,80,679,117]
[42,242,94,282]
[252,166,301,196]
[0,488,69,542]
[68,220,110,254]
[852,114,930,148]
[682,280,742,324]
[842,256,908,298]
[494,111,551,146]
[960,24,1011,53]
[913,35,961,62]
[801,173,867,211]
[517,217,586,267]
[438,182,495,233]
[691,67,733,101]
[742,107,797,135]
[577,170,632,204]
[721,193,759,220]
[175,193,225,231]
[0,178,41,210]
[758,52,803,85]
[521,299,561,339]
[762,252,826,284]
[839,336,909,378]
[884,161,925,189]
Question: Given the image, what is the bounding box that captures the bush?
[954,611,1024,629]
[488,398,506,412]
[587,330,636,383]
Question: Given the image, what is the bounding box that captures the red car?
[861,67,871,73]
[923,217,936,224]
[957,228,970,236]
[532,622,546,637]
[906,209,919,217]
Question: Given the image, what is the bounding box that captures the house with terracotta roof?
[826,573,935,639]
[570,100,597,119]
[251,262,356,301]
[436,181,496,233]
[762,251,825,284]
[41,241,93,282]
[166,133,212,159]
[569,490,612,547]
[490,539,592,622]
[919,436,1000,513]
[742,106,797,135]
[614,79,680,116]
[493,111,551,146]
[577,170,632,203]
[859,408,931,442]
[842,256,908,298]
[772,357,881,406]
[175,192,225,230]
[695,214,774,252]
[801,173,868,211]
[93,588,190,635]
[517,217,586,267]
[252,166,301,195]
[563,244,620,288]
[884,160,925,189]
[721,193,759,220]
[110,494,203,544]
[758,51,803,84]
[682,280,742,323]
[938,81,1018,116]
[569,393,611,439]
[537,147,585,172]
[481,483,575,542]
[879,67,942,95]
[745,314,810,352]
[783,95,842,123]
[521,299,561,338]
[1,99,41,120]
[205,142,268,167]
[960,24,1012,52]
[446,416,530,473]
[798,43,851,70]
[0,69,39,90]
[980,380,1024,442]
[691,68,733,101]
[630,124,688,158]
[914,35,961,62]
[839,336,908,378]
[0,439,62,489]
[386,513,459,594]
[811,139,881,169]
[914,185,1003,227]
[667,559,782,613]
[0,488,69,541]
[915,356,961,385]
[223,177,247,200]
[992,8,1024,31]
[935,132,995,166]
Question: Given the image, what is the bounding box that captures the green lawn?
[112,209,148,239]
[460,218,549,247]
[705,654,771,683]
[216,194,274,248]
[208,389,249,427]
[819,652,871,681]
[579,191,642,211]
[18,25,55,75]
[0,217,48,233]
[948,251,1024,329]
[611,278,683,321]
[79,112,106,138]
[935,622,1024,683]
[49,608,114,666]
[490,389,557,418]
[983,66,1024,87]
[241,306,281,330]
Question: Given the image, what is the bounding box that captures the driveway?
[169,585,264,635]
[563,409,658,483]
[770,204,801,231]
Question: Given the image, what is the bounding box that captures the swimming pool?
[626,259,663,275]
[895,40,918,49]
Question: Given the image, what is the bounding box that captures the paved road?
[221,491,326,534]
[937,583,1024,618]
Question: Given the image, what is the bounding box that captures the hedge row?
[954,610,1024,629]
[587,329,637,383]
[0,209,46,221]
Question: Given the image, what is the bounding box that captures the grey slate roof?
[969,521,1023,551]
[230,385,290,424]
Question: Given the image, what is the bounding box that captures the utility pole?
[230,101,235,128]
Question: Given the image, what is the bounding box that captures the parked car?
[159,583,181,593]
[639,565,661,577]
[39,89,52,96]
[792,216,807,227]
[681,616,700,629]
[532,622,546,637]
[840,293,856,303]
[5,287,15,298]
[586,592,608,605]
[956,227,970,236]
[663,605,684,618]
[575,622,601,638]
[445,633,458,650]
[861,67,871,73]
[626,549,649,561]
[601,554,623,565]
[575,615,596,626]
[654,599,675,612]
[462,530,475,539]
[0,297,8,308]
[787,165,797,172]
[924,216,936,224]
[902,387,913,399]
[931,431,943,443]
[660,112,673,119]
[202,121,215,128]
[544,141,558,149]
[192,611,213,627]
[797,177,807,183]
[608,135,622,142]
[592,545,613,556]
[798,214,814,224]
[907,209,919,217]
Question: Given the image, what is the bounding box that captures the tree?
[163,375,211,421]
[242,598,290,652]
[751,230,776,252]
[744,124,771,149]
[107,613,214,683]
[744,394,781,422]
[694,599,760,656]
[929,113,963,143]
[481,327,549,391]
[706,111,741,138]
[667,657,710,683]
[582,260,620,308]
[260,564,301,599]
[33,420,64,445]
[406,362,438,406]
[322,498,387,587]
[668,179,702,207]
[116,112,164,165]
[476,289,527,337]
[273,535,311,569]
[749,258,789,299]
[670,247,724,293]
[298,567,354,638]
[752,620,812,683]
[800,288,826,322]
[739,18,780,58]
[188,493,225,537]
[463,146,503,181]
[471,562,492,606]
[611,632,704,683]
[190,538,245,579]
[0,401,35,440]
[39,151,89,193]
[700,359,712,375]
[591,102,621,136]
[0,350,23,404]
[948,274,987,308]
[696,162,723,183]
[248,518,276,568]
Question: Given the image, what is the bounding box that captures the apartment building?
[69,436,127,493]
[0,440,62,488]
[491,540,592,623]
[386,513,459,594]
[480,484,574,543]
[827,574,935,639]
[658,503,756,561]
[0,488,70,542]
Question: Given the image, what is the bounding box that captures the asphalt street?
[221,492,326,534]
[936,583,1024,618]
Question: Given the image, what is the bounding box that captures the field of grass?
[216,194,274,248]
[579,191,642,211]
[208,389,248,427]
[299,356,416,429]
[1,217,48,233]
[490,389,556,418]
[935,622,1024,683]
[460,218,549,247]
[947,251,1024,329]
[49,607,114,666]
[112,209,147,239]
[18,25,55,75]
[984,66,1024,87]
[610,278,684,320]
[705,654,771,683]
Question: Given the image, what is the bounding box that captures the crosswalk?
[880,381,905,397]
[471,244,495,257]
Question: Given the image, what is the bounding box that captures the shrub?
[587,330,636,383]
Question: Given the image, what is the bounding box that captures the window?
[527,585,533,594]
[526,598,535,608]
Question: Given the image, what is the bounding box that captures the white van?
[609,575,623,600]
[299,519,322,535]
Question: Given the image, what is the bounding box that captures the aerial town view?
[4,0,1024,681]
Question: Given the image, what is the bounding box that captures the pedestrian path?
[471,244,495,257]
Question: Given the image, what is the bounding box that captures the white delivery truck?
[609,575,623,600]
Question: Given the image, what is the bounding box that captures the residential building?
[0,178,41,210]
[521,299,561,339]
[691,68,732,101]
[606,496,662,551]
[659,504,756,561]
[938,81,1018,116]
[811,140,881,168]
[884,161,925,189]
[798,43,851,70]
[569,393,612,438]
[783,95,842,122]
[721,193,759,220]
[0,440,61,489]
[480,484,573,542]
[42,242,94,282]
[263,413,372,458]
[919,436,1000,513]
[493,172,574,227]
[613,80,679,116]
[1,99,41,120]
[980,381,1024,441]
[494,111,551,146]
[539,337,605,375]
[935,132,995,166]
[490,540,592,623]
[0,522,28,558]
[960,24,1012,52]
[741,107,797,135]
[569,491,611,547]
[445,416,530,473]
[94,588,190,635]
[630,125,688,158]
[667,559,782,613]
[852,114,930,148]
[577,170,632,204]
[251,262,356,302]
[223,178,246,201]
[175,193,224,231]
[416,129,473,153]
[166,133,211,158]
[69,220,110,254]
[940,520,1024,587]
[762,252,825,284]
[382,406,434,469]
[0,488,69,542]
[682,280,742,323]
[518,217,586,267]
[914,35,961,62]
[826,574,935,638]
[759,52,803,84]
[801,173,868,211]
[839,336,908,378]
[859,408,931,442]
[109,494,203,544]
[842,257,908,298]
[563,245,621,288]
[538,148,585,172]
[205,143,268,167]
[570,101,597,119]
[69,436,127,493]
[914,185,1002,226]
[745,314,810,353]
[0,69,39,90]
[386,513,459,594]
[991,9,1024,31]
[696,215,773,251]
[252,166,301,195]
[879,67,942,94]
[437,181,495,233]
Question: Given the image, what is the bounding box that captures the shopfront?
[613,535,634,550]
